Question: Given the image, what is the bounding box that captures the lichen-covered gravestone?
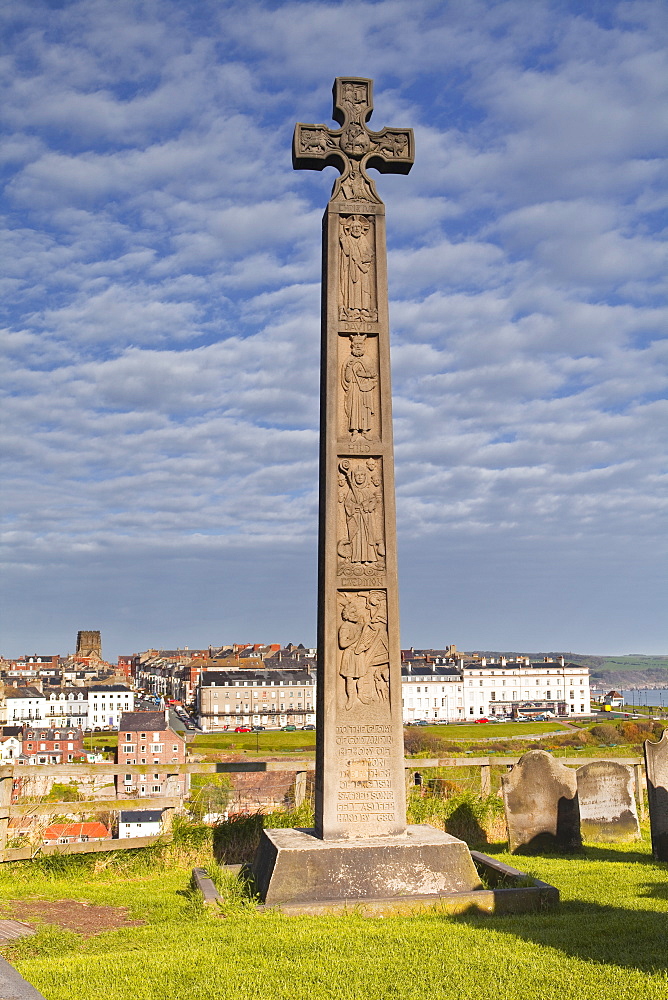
[644,729,668,861]
[502,750,581,853]
[576,761,640,842]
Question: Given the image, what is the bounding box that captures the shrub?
[590,724,620,744]
[403,731,447,756]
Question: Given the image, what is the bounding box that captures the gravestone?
[576,761,640,842]
[644,729,668,861]
[502,750,581,853]
[251,78,482,905]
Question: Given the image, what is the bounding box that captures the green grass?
[192,730,316,753]
[414,722,573,740]
[192,722,573,756]
[1,823,666,1000]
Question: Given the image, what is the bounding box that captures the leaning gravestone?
[644,729,668,861]
[251,78,483,905]
[502,750,581,853]
[576,761,640,842]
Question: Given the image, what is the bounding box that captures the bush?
[590,724,620,744]
[403,731,448,756]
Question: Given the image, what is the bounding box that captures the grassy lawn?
[1,829,666,1000]
[415,722,573,740]
[191,722,576,756]
[192,730,317,754]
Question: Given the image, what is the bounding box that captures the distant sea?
[621,688,668,709]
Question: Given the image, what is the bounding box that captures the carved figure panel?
[337,458,385,577]
[339,216,377,322]
[339,332,379,443]
[337,591,390,711]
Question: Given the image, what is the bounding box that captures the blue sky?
[1,0,667,659]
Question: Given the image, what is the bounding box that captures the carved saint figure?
[339,216,376,321]
[341,334,378,440]
[338,592,390,710]
[340,160,377,202]
[338,459,385,565]
[340,82,367,124]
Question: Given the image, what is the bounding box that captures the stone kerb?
[576,760,640,842]
[644,729,668,861]
[502,750,582,853]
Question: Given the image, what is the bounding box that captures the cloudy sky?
[1,0,666,660]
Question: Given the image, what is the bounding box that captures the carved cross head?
[293,77,414,204]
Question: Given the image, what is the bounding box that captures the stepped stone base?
[250,824,482,905]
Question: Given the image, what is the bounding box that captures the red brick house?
[116,710,187,799]
[20,726,84,764]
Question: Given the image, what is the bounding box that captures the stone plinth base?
[250,825,482,905]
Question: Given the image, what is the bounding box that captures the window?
[152,785,161,792]
[172,745,178,752]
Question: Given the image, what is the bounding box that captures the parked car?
[251,725,265,732]
[301,724,316,730]
[414,720,429,726]
[234,726,251,733]
[474,718,489,724]
[281,725,297,731]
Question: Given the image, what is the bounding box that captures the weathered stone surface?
[294,79,414,841]
[644,729,668,861]
[250,825,482,905]
[191,867,222,907]
[502,750,582,853]
[576,760,640,842]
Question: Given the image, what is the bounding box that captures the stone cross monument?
[251,79,482,907]
[293,78,413,840]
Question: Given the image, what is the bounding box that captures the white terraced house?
[401,656,590,722]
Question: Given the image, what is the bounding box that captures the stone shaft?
[294,79,414,840]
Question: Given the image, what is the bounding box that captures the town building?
[116,711,187,799]
[42,821,110,846]
[118,809,163,838]
[87,685,134,729]
[42,688,88,728]
[401,656,591,722]
[197,668,316,731]
[3,684,46,726]
[0,733,22,761]
[19,726,85,764]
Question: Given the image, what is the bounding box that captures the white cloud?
[1,0,666,656]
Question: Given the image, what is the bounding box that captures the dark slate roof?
[88,684,133,692]
[118,711,170,732]
[401,666,461,678]
[119,810,163,823]
[5,686,45,699]
[21,727,83,739]
[202,669,314,686]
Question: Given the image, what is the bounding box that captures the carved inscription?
[335,724,396,822]
[337,458,385,577]
[339,216,377,322]
[338,591,389,710]
[341,332,378,441]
